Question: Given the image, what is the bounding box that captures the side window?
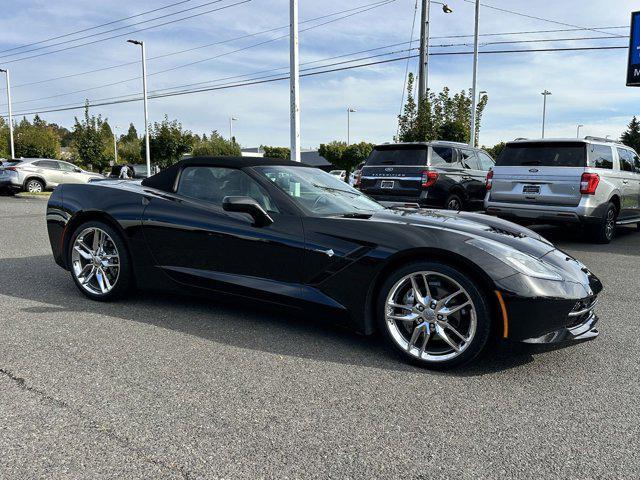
[33,160,60,169]
[176,166,278,213]
[459,150,480,170]
[477,151,495,171]
[58,162,75,172]
[632,151,640,173]
[430,147,454,166]
[589,145,614,169]
[616,148,633,172]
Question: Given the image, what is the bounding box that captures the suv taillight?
[421,170,438,188]
[5,166,17,172]
[580,172,599,195]
[486,170,494,190]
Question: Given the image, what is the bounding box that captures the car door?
[32,160,63,186]
[141,165,306,301]
[458,148,486,208]
[57,161,86,184]
[625,148,640,218]
[615,148,638,219]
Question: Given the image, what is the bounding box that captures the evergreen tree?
[621,116,640,153]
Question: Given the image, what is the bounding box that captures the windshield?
[255,166,384,216]
[497,142,586,167]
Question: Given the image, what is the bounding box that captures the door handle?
[622,180,629,184]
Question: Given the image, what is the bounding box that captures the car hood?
[368,207,555,258]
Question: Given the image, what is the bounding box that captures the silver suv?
[484,137,640,243]
[0,158,103,194]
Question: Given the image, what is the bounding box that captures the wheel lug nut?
[437,314,443,320]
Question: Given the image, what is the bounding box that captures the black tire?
[24,178,44,193]
[444,193,463,211]
[67,220,133,301]
[376,260,492,369]
[587,202,616,244]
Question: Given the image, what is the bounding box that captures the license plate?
[523,184,540,194]
[380,180,394,189]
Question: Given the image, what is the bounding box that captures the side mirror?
[74,167,82,173]
[222,196,273,227]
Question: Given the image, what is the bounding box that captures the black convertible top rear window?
[497,142,586,167]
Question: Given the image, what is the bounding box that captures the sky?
[0,0,638,149]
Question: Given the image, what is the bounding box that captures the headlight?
[467,237,564,281]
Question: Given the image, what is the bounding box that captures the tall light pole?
[576,124,584,138]
[127,39,151,177]
[289,0,301,162]
[347,107,356,145]
[0,69,15,159]
[229,117,238,142]
[113,125,119,164]
[418,2,453,111]
[541,90,552,138]
[469,0,480,147]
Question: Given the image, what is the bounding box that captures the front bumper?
[522,311,599,344]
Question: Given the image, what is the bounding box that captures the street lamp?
[576,124,584,138]
[0,68,15,159]
[127,39,151,177]
[347,107,356,145]
[541,90,552,138]
[229,117,238,142]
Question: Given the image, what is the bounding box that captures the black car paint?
[360,144,491,209]
[46,158,602,343]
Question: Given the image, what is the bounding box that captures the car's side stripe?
[495,290,509,338]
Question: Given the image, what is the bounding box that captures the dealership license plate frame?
[523,184,541,195]
[380,180,395,189]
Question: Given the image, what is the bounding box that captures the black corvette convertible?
[46,157,603,368]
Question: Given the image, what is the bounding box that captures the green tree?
[342,142,374,170]
[397,77,488,145]
[118,139,142,164]
[122,123,139,142]
[191,130,240,157]
[483,141,506,160]
[621,116,640,153]
[318,141,348,171]
[14,116,61,159]
[438,121,467,143]
[0,117,9,158]
[142,116,194,168]
[261,145,290,159]
[71,103,111,172]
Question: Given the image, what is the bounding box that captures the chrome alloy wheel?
[605,208,615,240]
[71,227,120,295]
[385,271,477,362]
[27,180,43,193]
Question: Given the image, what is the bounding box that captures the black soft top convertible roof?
[141,156,314,192]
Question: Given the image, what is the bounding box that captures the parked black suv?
[359,141,495,210]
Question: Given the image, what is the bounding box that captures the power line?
[0,0,251,65]
[462,0,625,38]
[2,21,627,92]
[0,0,193,56]
[2,44,627,118]
[2,0,395,107]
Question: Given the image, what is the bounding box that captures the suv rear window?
[497,142,586,167]
[366,146,427,166]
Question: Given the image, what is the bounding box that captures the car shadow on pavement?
[0,255,580,377]
[531,223,640,256]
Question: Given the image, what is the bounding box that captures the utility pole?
[469,0,480,147]
[127,39,151,177]
[541,90,552,138]
[289,0,301,162]
[0,69,15,159]
[347,107,356,145]
[418,0,431,109]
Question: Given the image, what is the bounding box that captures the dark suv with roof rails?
[359,141,495,210]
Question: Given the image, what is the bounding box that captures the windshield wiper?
[312,183,359,195]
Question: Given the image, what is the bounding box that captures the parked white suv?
[0,158,103,194]
[484,137,640,243]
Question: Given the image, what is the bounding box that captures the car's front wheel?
[377,261,491,369]
[68,221,132,301]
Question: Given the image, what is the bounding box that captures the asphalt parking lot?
[1,195,639,479]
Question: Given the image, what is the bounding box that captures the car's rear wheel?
[587,202,616,244]
[377,261,491,369]
[445,193,463,211]
[25,178,44,193]
[68,221,132,301]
